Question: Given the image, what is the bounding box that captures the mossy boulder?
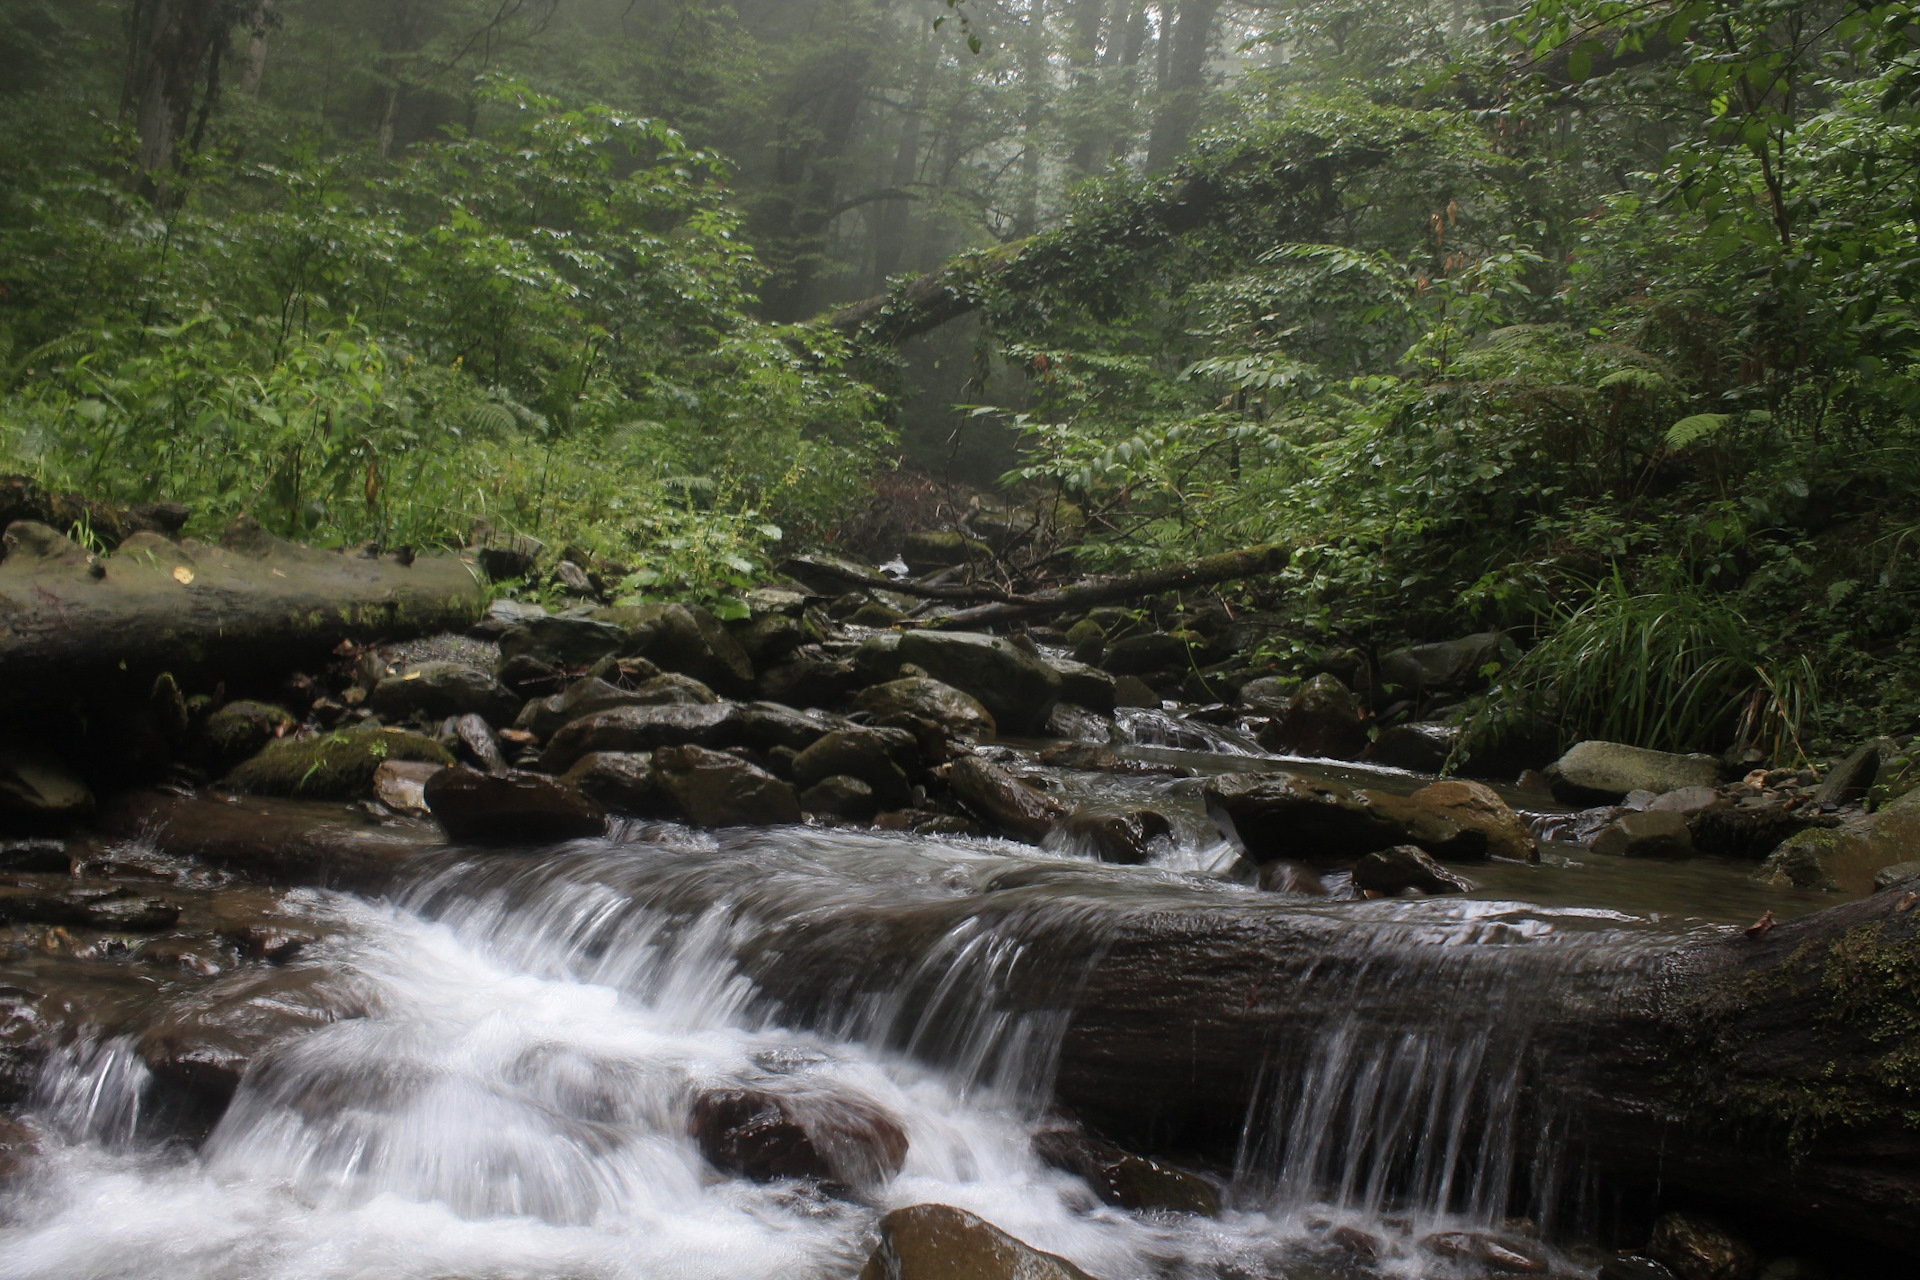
[200,700,298,768]
[901,529,989,573]
[226,725,453,798]
[1063,617,1106,665]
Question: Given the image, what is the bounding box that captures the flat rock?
[1757,787,1920,895]
[226,726,453,799]
[539,702,743,774]
[1593,809,1694,859]
[652,744,801,827]
[855,676,996,742]
[857,1204,1095,1280]
[1548,740,1722,804]
[370,661,520,726]
[857,631,1061,734]
[371,760,444,815]
[948,754,1068,842]
[1203,771,1485,864]
[423,768,606,844]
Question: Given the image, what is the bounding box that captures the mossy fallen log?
[0,519,486,714]
[929,543,1291,627]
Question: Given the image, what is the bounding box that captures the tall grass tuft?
[1475,570,1817,762]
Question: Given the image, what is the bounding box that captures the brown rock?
[1646,1212,1757,1280]
[423,768,607,844]
[689,1086,907,1188]
[1406,778,1537,862]
[652,745,801,827]
[1057,808,1172,864]
[1351,845,1474,896]
[372,759,444,815]
[947,754,1068,843]
[1256,673,1369,760]
[857,1204,1096,1280]
[1032,1126,1218,1215]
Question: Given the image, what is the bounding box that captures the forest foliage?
[8,1,1920,755]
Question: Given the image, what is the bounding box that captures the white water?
[0,826,1671,1279]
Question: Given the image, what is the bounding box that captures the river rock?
[792,729,911,809]
[200,700,296,767]
[600,601,755,695]
[855,676,996,742]
[1593,809,1694,859]
[1046,702,1114,743]
[1419,1230,1548,1274]
[1046,657,1117,713]
[689,1086,907,1187]
[226,725,453,799]
[1876,860,1920,891]
[1256,673,1370,760]
[1056,808,1171,864]
[652,744,801,827]
[902,529,989,571]
[1379,631,1519,694]
[1547,740,1723,804]
[1237,675,1295,715]
[470,596,546,639]
[1031,1126,1219,1215]
[1203,772,1486,864]
[1647,785,1724,817]
[948,754,1068,842]
[371,760,443,815]
[0,885,181,930]
[1757,785,1920,895]
[423,767,606,844]
[1064,618,1105,665]
[801,775,877,820]
[856,631,1061,734]
[1598,1259,1680,1280]
[1364,721,1458,772]
[369,661,520,726]
[559,751,660,814]
[758,648,860,708]
[1113,675,1159,707]
[539,703,743,774]
[497,615,629,669]
[735,612,810,666]
[516,676,649,739]
[1646,1211,1757,1280]
[0,838,70,872]
[1405,779,1537,862]
[442,713,508,774]
[0,743,93,817]
[1813,738,1892,807]
[1351,845,1474,896]
[858,1204,1094,1280]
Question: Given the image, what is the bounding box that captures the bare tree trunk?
[1145,0,1220,172]
[121,0,232,193]
[240,0,274,96]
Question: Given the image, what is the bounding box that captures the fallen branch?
[781,554,1008,603]
[929,543,1291,628]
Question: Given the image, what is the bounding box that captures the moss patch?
[225,724,452,798]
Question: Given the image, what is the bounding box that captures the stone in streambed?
[1405,778,1537,862]
[0,742,92,817]
[0,838,70,872]
[1255,672,1369,760]
[1547,740,1722,804]
[1101,630,1191,676]
[0,884,180,930]
[791,728,911,809]
[1056,808,1171,864]
[200,700,296,767]
[1756,784,1920,895]
[1419,1230,1548,1274]
[1363,721,1458,773]
[801,775,877,820]
[1598,1259,1680,1280]
[516,675,670,740]
[652,745,801,827]
[1064,617,1106,665]
[600,601,754,696]
[368,661,520,726]
[947,754,1068,843]
[1351,845,1474,896]
[498,614,628,669]
[1379,631,1520,694]
[1646,1211,1757,1280]
[371,759,444,815]
[1045,656,1117,713]
[1113,675,1159,708]
[226,725,452,799]
[689,1085,907,1187]
[855,676,996,742]
[423,767,606,844]
[559,751,661,814]
[1202,771,1487,864]
[858,1204,1096,1280]
[759,649,860,707]
[902,529,989,572]
[540,702,743,774]
[1593,809,1694,859]
[855,631,1060,734]
[442,712,508,774]
[1813,738,1893,807]
[1031,1126,1219,1215]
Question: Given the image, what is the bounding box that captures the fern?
[1665,412,1731,448]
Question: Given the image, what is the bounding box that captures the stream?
[0,738,1835,1279]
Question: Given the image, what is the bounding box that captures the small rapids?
[0,814,1690,1280]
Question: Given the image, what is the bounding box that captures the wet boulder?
[902,529,989,572]
[947,754,1068,843]
[1756,786,1920,895]
[1044,656,1117,715]
[442,712,508,774]
[226,725,453,799]
[1255,673,1370,760]
[652,744,801,827]
[792,728,911,810]
[1404,779,1537,862]
[1379,631,1519,695]
[1646,1212,1757,1280]
[1046,702,1115,743]
[1364,721,1459,773]
[200,700,296,767]
[690,1086,907,1188]
[602,602,754,696]
[1547,740,1722,804]
[1236,675,1296,715]
[1594,809,1695,859]
[1064,617,1106,665]
[1419,1230,1548,1275]
[368,661,520,727]
[559,751,661,814]
[738,701,843,754]
[1813,738,1893,807]
[0,743,93,817]
[0,838,70,872]
[857,631,1061,735]
[855,676,996,742]
[1202,772,1486,864]
[371,760,444,815]
[497,614,629,670]
[858,1204,1095,1280]
[539,703,743,774]
[758,648,860,708]
[0,884,181,930]
[516,675,661,740]
[1351,845,1474,896]
[1032,1126,1219,1215]
[423,767,606,844]
[734,612,811,667]
[801,775,877,821]
[1113,674,1159,707]
[1056,808,1172,865]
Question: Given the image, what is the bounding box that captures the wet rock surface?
[858,1204,1096,1280]
[423,767,607,844]
[1032,1126,1219,1215]
[652,744,802,827]
[1351,845,1474,896]
[1548,740,1723,804]
[689,1086,907,1187]
[368,661,520,726]
[226,725,454,799]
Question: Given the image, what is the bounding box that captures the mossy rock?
[226,724,453,798]
[201,700,298,768]
[1063,618,1106,665]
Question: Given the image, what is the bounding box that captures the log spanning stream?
[0,744,1895,1279]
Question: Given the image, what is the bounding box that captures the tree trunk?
[121,0,232,190]
[929,542,1291,627]
[240,1,274,96]
[0,518,486,716]
[1144,0,1220,172]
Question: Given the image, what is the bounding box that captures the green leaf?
[1666,413,1731,449]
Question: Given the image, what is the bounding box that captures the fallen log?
[929,543,1290,627]
[0,518,486,714]
[780,553,1005,603]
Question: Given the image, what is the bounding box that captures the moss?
[225,724,452,798]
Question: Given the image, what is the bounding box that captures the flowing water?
[0,747,1814,1279]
